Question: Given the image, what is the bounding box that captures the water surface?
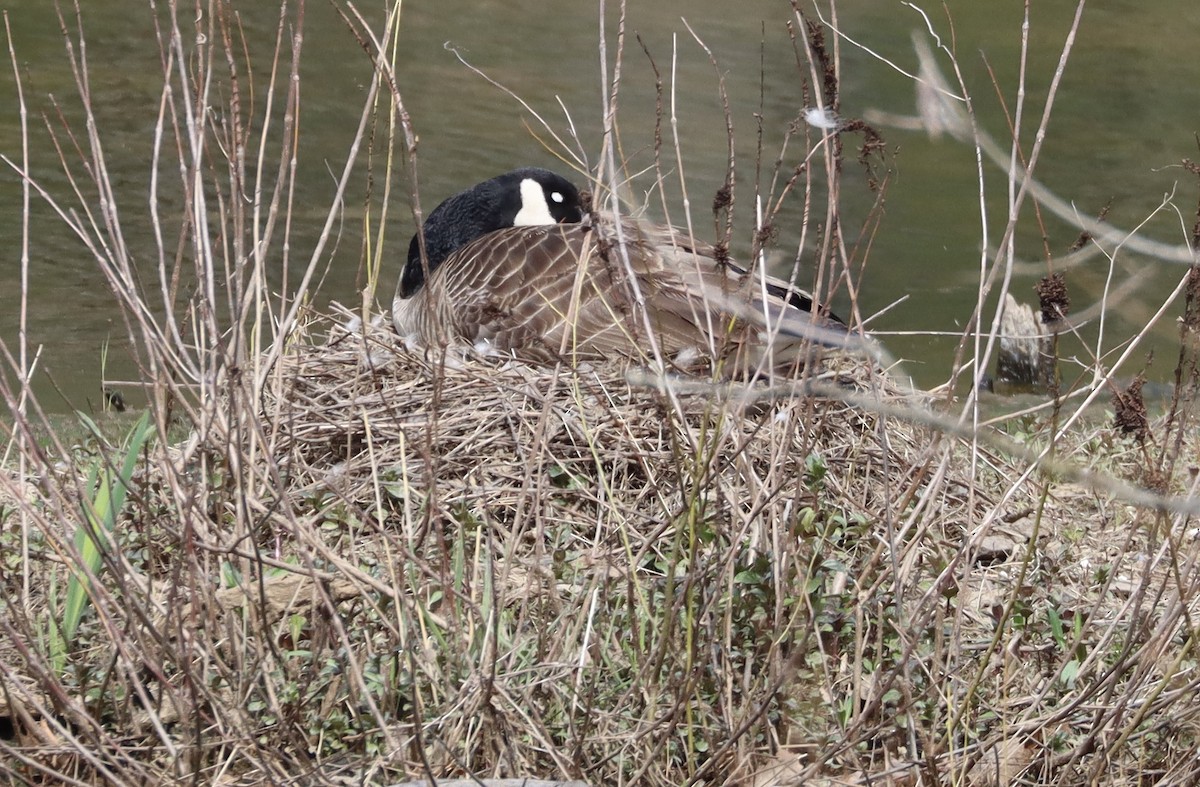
[1,2,1196,410]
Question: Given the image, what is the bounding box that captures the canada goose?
[393,168,849,375]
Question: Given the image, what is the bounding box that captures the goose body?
[393,169,847,375]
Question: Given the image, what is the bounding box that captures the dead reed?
[3,2,1200,785]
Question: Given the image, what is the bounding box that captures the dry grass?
[4,1,1200,785]
[7,305,1200,785]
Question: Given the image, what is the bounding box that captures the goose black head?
[399,168,583,298]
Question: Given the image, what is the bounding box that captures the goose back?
[394,211,846,375]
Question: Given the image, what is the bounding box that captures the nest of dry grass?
[6,308,1200,786]
[272,311,926,565]
[244,310,953,780]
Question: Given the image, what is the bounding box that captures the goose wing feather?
[396,213,844,371]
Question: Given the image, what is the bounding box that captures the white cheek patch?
[550,191,564,203]
[513,178,557,226]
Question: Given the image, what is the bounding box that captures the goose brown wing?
[403,214,846,372]
[460,225,729,361]
[426,222,708,363]
[654,237,843,345]
[593,217,847,370]
[433,224,632,360]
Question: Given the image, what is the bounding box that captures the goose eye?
[550,191,564,203]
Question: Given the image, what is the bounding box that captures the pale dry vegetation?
[2,2,1200,786]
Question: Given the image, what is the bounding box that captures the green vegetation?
[53,411,153,670]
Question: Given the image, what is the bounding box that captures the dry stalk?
[3,3,1200,786]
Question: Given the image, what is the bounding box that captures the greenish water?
[1,2,1197,412]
